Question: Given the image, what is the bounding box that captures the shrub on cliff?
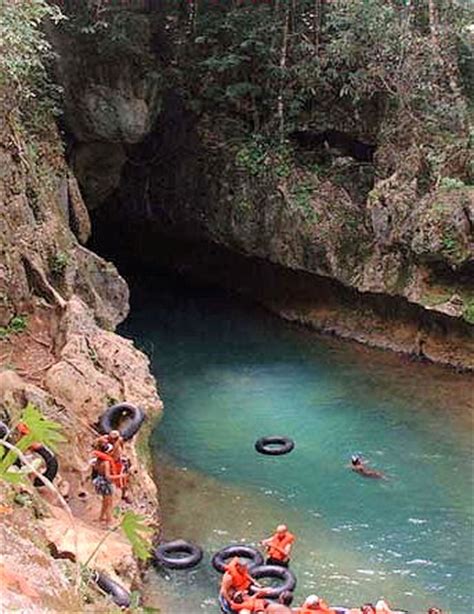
[0,0,65,118]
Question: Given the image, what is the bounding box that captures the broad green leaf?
[120,511,153,562]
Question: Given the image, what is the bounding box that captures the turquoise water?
[122,272,473,614]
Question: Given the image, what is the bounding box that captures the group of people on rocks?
[219,524,444,614]
[90,429,131,526]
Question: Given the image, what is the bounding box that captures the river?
[121,271,473,613]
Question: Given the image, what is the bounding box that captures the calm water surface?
[121,272,473,614]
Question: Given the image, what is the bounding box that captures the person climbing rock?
[350,455,385,479]
[294,594,336,614]
[260,524,295,567]
[265,590,294,613]
[92,440,115,526]
[219,558,261,613]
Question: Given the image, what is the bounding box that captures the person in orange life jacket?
[219,558,262,613]
[95,430,131,501]
[260,524,295,567]
[294,594,337,614]
[230,590,269,613]
[265,590,294,614]
[92,440,115,526]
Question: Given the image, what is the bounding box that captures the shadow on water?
[120,270,474,614]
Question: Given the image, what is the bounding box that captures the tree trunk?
[427,0,439,47]
[277,5,289,143]
[313,0,323,48]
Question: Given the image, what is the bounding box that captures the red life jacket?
[223,557,253,592]
[93,450,125,488]
[232,595,267,612]
[267,530,295,561]
[297,601,336,614]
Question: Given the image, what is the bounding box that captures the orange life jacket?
[297,601,336,614]
[232,595,267,612]
[93,450,126,488]
[267,530,295,561]
[223,557,253,592]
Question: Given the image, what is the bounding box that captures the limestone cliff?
[51,7,473,369]
[0,79,162,609]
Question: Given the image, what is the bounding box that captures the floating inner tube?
[153,539,203,570]
[29,445,58,488]
[99,403,145,441]
[93,571,131,608]
[249,564,297,599]
[212,545,264,573]
[255,436,295,456]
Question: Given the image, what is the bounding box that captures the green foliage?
[50,251,70,276]
[0,403,66,485]
[0,315,28,340]
[290,179,318,221]
[463,301,474,325]
[120,511,153,562]
[0,0,65,109]
[235,136,268,176]
[441,233,457,254]
[440,177,466,190]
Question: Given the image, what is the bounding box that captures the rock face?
[0,83,162,609]
[49,12,473,368]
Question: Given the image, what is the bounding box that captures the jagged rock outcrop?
[0,79,162,608]
[49,10,473,368]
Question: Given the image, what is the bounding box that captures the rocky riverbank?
[0,80,162,609]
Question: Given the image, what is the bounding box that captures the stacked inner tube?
[153,539,203,570]
[93,571,131,608]
[212,545,264,573]
[255,436,295,456]
[249,564,297,599]
[99,403,145,441]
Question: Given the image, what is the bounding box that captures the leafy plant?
[440,177,466,190]
[50,251,69,276]
[0,403,66,484]
[0,0,65,108]
[463,301,474,325]
[120,511,153,562]
[0,315,28,340]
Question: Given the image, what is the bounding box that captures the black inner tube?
[212,545,264,573]
[255,436,295,456]
[29,446,59,488]
[249,564,297,599]
[153,539,203,570]
[99,403,145,441]
[94,571,131,608]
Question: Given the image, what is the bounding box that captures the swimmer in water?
[350,455,385,479]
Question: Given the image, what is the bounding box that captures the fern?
[0,403,66,481]
[21,403,67,451]
[120,511,153,562]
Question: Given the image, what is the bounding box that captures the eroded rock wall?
[51,10,473,368]
[0,83,162,608]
